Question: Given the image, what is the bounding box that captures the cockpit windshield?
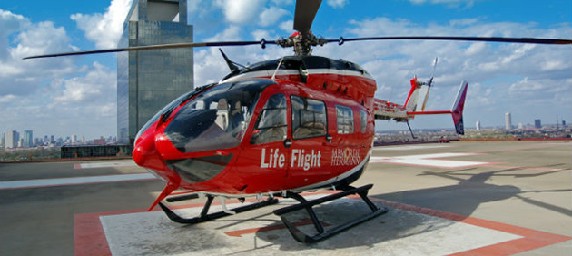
[164,80,275,153]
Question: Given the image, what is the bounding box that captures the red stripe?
[74,212,112,256]
[373,199,571,256]
[408,110,451,115]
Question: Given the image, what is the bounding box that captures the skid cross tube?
[159,197,279,224]
[274,184,388,243]
[165,193,200,202]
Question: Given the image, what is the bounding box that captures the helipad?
[75,196,569,256]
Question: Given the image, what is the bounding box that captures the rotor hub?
[277,32,326,56]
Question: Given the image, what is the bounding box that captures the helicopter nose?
[133,129,166,171]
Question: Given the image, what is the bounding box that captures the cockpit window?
[134,84,216,143]
[164,80,274,152]
[251,94,288,145]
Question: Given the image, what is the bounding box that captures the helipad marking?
[0,173,157,190]
[74,160,137,170]
[371,152,487,168]
[379,199,572,256]
[373,144,450,151]
[75,197,571,256]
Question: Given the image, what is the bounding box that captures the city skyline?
[3,108,567,148]
[1,128,116,149]
[1,1,571,138]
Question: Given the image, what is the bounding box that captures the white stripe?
[77,160,137,169]
[222,68,374,83]
[373,145,450,151]
[0,173,157,190]
[370,152,486,168]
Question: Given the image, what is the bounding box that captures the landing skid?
[159,195,279,224]
[158,184,386,243]
[274,184,388,243]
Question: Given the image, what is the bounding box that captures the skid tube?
[159,194,279,224]
[273,184,388,243]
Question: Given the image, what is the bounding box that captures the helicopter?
[24,0,572,243]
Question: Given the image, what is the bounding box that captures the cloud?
[10,21,75,60]
[1,9,117,138]
[53,62,115,103]
[0,10,29,57]
[71,0,133,49]
[206,26,243,41]
[259,7,290,27]
[313,17,572,128]
[214,0,265,24]
[0,94,16,103]
[409,0,477,8]
[279,19,294,32]
[449,18,479,27]
[327,0,349,9]
[271,0,294,6]
[1,17,76,94]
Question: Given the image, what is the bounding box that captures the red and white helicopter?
[26,0,571,243]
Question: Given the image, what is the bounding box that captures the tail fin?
[451,81,468,135]
[404,77,432,112]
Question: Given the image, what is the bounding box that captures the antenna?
[271,57,285,81]
[427,57,439,87]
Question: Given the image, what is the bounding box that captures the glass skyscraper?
[23,130,33,148]
[117,0,194,143]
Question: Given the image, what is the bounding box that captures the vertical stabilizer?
[451,81,468,135]
[404,77,432,112]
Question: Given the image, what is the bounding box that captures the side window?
[360,109,367,133]
[291,96,327,140]
[251,94,287,144]
[336,105,354,134]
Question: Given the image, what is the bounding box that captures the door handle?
[283,139,292,148]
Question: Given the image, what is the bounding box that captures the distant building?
[117,0,194,143]
[505,112,512,130]
[23,130,33,148]
[61,145,133,159]
[4,130,19,149]
[517,122,524,130]
[563,120,567,127]
[535,119,542,129]
[476,120,481,130]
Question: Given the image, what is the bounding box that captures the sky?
[1,0,571,139]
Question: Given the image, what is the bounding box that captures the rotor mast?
[276,0,323,56]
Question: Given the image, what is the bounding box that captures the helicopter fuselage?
[133,55,378,199]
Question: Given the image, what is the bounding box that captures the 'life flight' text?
[260,148,321,171]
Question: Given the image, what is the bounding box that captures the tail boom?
[408,80,468,134]
[374,80,468,135]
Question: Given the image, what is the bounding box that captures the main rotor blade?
[24,40,276,60]
[293,0,322,35]
[329,36,572,45]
